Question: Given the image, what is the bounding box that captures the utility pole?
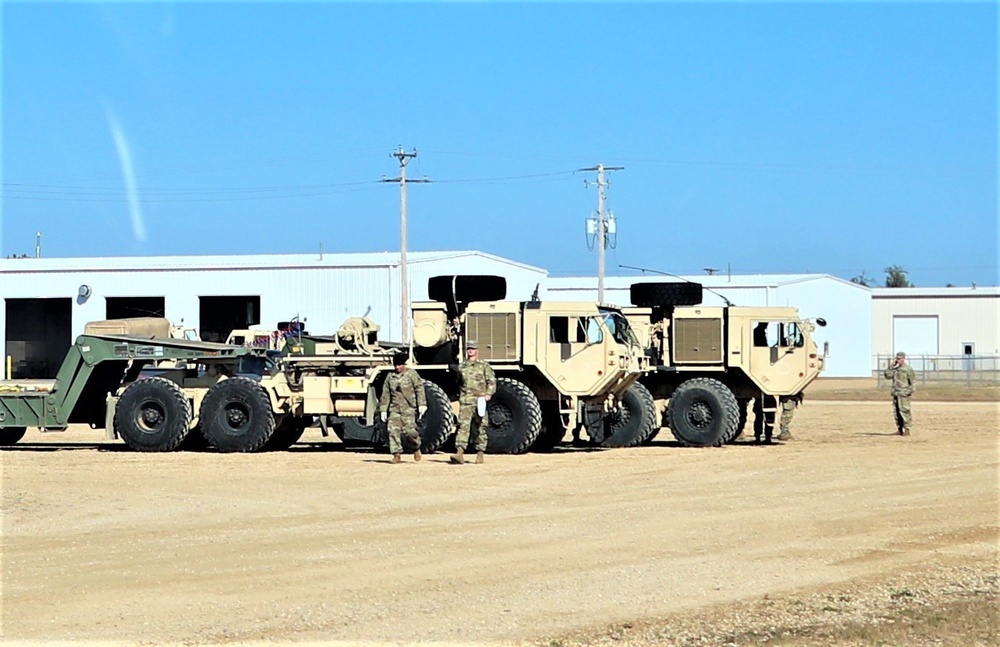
[382,147,429,343]
[581,163,624,302]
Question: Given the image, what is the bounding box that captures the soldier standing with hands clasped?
[451,340,497,465]
[884,351,916,436]
[378,351,427,463]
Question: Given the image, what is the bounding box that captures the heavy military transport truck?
[623,282,827,446]
[1,275,655,454]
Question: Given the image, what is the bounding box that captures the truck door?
[748,320,808,393]
[544,315,614,395]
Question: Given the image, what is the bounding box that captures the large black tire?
[418,381,455,453]
[199,377,276,453]
[428,275,507,306]
[667,378,739,447]
[0,427,27,446]
[630,282,703,308]
[114,377,192,452]
[333,416,385,446]
[262,415,310,451]
[723,398,750,444]
[531,402,567,452]
[587,382,659,448]
[483,377,542,454]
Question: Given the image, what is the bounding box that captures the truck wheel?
[531,402,566,452]
[723,398,750,444]
[262,415,310,451]
[0,427,27,446]
[115,377,192,452]
[486,377,542,454]
[333,417,385,447]
[590,382,658,448]
[199,377,275,453]
[630,282,703,307]
[418,381,455,453]
[667,378,739,447]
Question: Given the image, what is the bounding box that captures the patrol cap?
[896,351,906,358]
[393,351,409,365]
[466,340,478,350]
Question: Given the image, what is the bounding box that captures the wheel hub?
[225,403,250,430]
[489,405,513,430]
[138,402,165,431]
[686,401,713,429]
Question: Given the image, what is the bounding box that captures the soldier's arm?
[485,364,497,396]
[378,377,390,412]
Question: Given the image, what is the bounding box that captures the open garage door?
[106,296,165,319]
[4,298,72,379]
[199,296,260,342]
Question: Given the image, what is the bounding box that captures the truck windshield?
[598,309,640,347]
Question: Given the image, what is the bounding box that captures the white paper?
[476,396,487,417]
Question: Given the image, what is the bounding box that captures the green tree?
[850,271,876,287]
[884,265,912,288]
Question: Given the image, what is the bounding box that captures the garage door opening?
[106,296,165,320]
[199,296,260,342]
[4,298,72,379]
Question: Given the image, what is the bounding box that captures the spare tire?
[630,282,703,307]
[428,275,507,307]
[484,377,542,454]
[667,377,739,447]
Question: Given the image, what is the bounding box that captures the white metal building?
[872,286,1000,370]
[541,274,871,378]
[0,251,547,380]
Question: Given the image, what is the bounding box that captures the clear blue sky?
[2,2,996,287]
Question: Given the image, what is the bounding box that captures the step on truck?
[623,282,827,446]
[308,275,658,453]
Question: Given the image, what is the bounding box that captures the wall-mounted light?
[78,285,92,299]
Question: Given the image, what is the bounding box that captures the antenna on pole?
[580,163,624,303]
[382,147,430,343]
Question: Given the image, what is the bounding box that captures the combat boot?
[450,447,465,464]
[392,453,401,464]
[777,431,792,441]
[413,449,422,462]
[475,451,484,464]
[901,428,911,436]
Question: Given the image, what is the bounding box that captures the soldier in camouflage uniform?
[777,393,803,441]
[884,351,916,436]
[451,340,497,465]
[378,351,427,463]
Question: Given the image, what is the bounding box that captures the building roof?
[544,273,865,291]
[0,250,547,274]
[872,286,999,298]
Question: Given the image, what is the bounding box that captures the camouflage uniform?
[778,394,799,441]
[884,355,916,435]
[378,367,426,455]
[455,359,497,452]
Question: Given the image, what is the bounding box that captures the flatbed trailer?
[0,332,258,445]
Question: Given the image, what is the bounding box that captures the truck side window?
[781,322,804,348]
[581,317,603,344]
[753,322,769,347]
[550,316,569,343]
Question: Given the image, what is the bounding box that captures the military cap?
[466,340,478,349]
[895,351,906,358]
[393,351,409,365]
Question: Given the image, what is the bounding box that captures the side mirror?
[816,317,827,327]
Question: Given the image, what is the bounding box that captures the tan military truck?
[623,282,827,446]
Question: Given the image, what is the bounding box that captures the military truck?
[318,275,658,453]
[0,326,261,448]
[623,282,827,446]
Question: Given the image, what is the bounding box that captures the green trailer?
[0,331,257,448]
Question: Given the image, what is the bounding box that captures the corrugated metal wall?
[873,291,1000,361]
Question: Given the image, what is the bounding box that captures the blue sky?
[1,1,996,287]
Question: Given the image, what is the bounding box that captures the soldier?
[884,351,916,436]
[777,392,803,441]
[378,351,427,463]
[451,340,497,465]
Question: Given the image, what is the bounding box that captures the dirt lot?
[1,390,997,646]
